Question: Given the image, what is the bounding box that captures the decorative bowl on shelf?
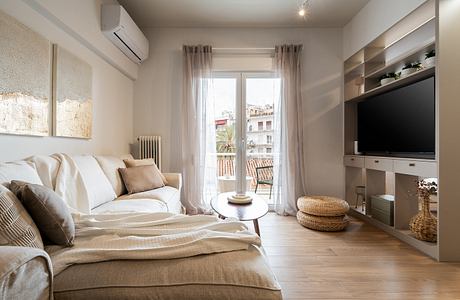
[380,77,396,86]
[400,67,417,78]
[424,56,436,68]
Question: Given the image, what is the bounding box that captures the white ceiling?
[117,0,370,28]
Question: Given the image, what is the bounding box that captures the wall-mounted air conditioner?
[101,4,149,64]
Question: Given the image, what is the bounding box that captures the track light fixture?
[298,0,310,17]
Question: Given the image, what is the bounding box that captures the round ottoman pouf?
[297,196,349,217]
[296,211,349,232]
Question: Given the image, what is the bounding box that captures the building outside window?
[267,135,272,144]
[266,147,272,153]
[266,120,272,130]
[258,121,263,131]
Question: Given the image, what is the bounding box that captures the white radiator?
[138,136,161,170]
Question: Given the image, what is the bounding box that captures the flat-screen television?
[358,76,435,158]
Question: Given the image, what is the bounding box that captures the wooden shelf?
[366,2,435,49]
[345,66,435,103]
[365,38,435,80]
[344,2,435,102]
[344,63,364,83]
[364,18,435,65]
[349,209,438,259]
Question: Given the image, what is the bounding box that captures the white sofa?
[0,153,282,300]
[0,154,183,215]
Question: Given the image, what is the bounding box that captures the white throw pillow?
[0,161,43,187]
[94,155,127,196]
[71,155,117,209]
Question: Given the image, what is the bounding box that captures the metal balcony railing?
[216,153,273,191]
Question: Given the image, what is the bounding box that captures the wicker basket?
[409,197,437,243]
[297,196,349,217]
[296,211,349,232]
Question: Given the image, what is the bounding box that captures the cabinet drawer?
[365,157,393,172]
[394,160,437,177]
[344,156,364,168]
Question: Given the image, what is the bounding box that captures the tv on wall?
[357,76,435,158]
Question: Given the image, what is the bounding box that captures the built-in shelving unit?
[344,2,436,102]
[344,155,438,259]
[343,0,440,260]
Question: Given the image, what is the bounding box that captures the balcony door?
[211,72,280,204]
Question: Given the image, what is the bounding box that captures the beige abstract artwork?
[0,10,51,136]
[54,46,92,139]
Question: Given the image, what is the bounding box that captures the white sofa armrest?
[0,246,53,300]
[163,173,182,191]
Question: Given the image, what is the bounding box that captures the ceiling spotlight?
[298,0,309,17]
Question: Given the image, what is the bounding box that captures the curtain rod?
[213,47,275,56]
[213,47,275,51]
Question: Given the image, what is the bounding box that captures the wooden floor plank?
[254,213,460,299]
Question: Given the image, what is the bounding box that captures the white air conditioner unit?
[101,4,149,64]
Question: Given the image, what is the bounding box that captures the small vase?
[380,77,395,86]
[424,56,436,68]
[409,196,437,243]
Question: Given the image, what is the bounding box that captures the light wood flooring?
[252,213,460,300]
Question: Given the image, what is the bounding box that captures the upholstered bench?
[296,196,350,231]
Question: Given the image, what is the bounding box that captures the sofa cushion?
[124,158,168,184]
[10,181,75,246]
[94,156,127,196]
[0,185,43,249]
[71,155,116,209]
[117,186,181,214]
[119,165,165,194]
[0,161,43,187]
[91,199,168,214]
[53,245,282,300]
[27,155,61,190]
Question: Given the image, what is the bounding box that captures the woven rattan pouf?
[297,196,349,216]
[296,211,349,231]
[296,196,350,231]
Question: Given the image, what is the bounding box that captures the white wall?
[342,0,427,60]
[0,0,134,162]
[133,28,344,197]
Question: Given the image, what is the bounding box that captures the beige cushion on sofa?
[0,185,43,249]
[94,156,127,196]
[52,245,282,300]
[116,186,181,214]
[119,165,165,194]
[71,155,117,209]
[124,158,168,184]
[0,161,43,187]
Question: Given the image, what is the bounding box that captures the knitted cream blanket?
[47,212,260,275]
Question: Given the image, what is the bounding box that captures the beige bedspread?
[47,212,261,275]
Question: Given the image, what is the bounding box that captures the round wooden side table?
[211,192,269,236]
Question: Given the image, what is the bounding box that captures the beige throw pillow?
[119,165,165,194]
[123,159,168,185]
[0,185,44,249]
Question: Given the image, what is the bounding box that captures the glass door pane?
[245,76,281,204]
[211,76,238,193]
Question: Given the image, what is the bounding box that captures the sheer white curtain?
[272,44,307,216]
[181,45,217,214]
